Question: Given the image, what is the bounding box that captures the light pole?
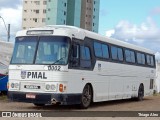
[0,16,10,42]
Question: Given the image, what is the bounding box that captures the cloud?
[150,7,160,15]
[106,29,115,37]
[112,17,160,41]
[0,0,22,9]
[106,17,160,56]
[0,6,22,42]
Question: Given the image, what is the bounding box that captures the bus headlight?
[10,82,19,89]
[45,84,57,92]
[46,84,50,90]
[51,84,56,91]
[14,83,19,88]
[11,83,15,88]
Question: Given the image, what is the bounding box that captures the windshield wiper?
[52,57,66,65]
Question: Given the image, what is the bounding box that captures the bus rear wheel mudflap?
[137,84,144,101]
[80,84,93,109]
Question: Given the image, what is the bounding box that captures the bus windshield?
[35,36,70,65]
[11,36,70,65]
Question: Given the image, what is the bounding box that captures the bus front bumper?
[8,91,82,105]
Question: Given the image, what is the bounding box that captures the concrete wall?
[0,41,13,74]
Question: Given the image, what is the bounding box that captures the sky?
[0,0,160,59]
[99,0,160,59]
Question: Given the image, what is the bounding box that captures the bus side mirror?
[70,45,79,67]
[72,45,78,58]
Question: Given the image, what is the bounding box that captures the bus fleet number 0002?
[48,66,61,71]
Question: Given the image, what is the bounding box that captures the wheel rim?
[82,85,92,107]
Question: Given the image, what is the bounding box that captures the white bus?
[8,25,156,108]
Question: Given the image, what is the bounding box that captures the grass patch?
[0,92,7,100]
[0,95,7,100]
[153,93,160,96]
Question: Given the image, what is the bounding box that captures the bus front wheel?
[80,84,92,109]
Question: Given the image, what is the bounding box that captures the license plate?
[24,85,41,89]
[26,94,36,99]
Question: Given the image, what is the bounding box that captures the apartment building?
[22,0,100,32]
[66,0,82,27]
[22,0,47,29]
[46,0,68,25]
[80,0,100,32]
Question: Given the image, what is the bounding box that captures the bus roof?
[16,25,154,55]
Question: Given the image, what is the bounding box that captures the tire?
[137,84,144,101]
[33,103,45,107]
[80,84,92,109]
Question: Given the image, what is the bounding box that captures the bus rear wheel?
[137,84,144,101]
[80,84,92,109]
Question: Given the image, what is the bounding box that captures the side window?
[131,51,135,63]
[147,55,154,66]
[81,46,86,60]
[125,49,135,63]
[142,54,145,65]
[80,46,91,68]
[85,47,91,60]
[151,56,154,66]
[111,46,117,60]
[147,55,150,65]
[102,44,109,59]
[137,52,146,65]
[94,42,109,59]
[118,48,123,61]
[94,42,102,57]
[137,53,141,64]
[111,46,123,61]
